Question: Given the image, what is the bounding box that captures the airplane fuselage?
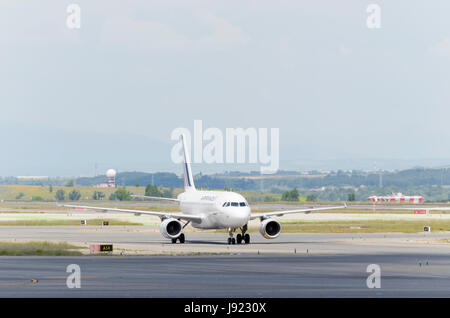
[177,190,251,229]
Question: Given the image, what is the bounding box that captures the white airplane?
[64,134,346,245]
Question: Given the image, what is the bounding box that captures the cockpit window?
[223,202,247,207]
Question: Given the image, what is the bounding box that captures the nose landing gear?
[227,228,236,245]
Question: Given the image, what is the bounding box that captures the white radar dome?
[106,169,117,177]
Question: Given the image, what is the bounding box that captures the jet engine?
[259,218,281,239]
[160,218,183,239]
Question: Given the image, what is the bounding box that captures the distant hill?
[69,167,450,191]
[4,167,450,202]
[4,167,450,192]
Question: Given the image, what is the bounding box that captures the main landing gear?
[171,233,185,244]
[236,233,250,244]
[171,220,189,244]
[227,225,250,245]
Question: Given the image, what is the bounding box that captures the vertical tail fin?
[181,134,196,191]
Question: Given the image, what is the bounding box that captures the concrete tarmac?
[0,227,449,297]
[0,253,449,297]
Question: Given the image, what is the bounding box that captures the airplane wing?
[62,204,202,222]
[250,204,347,220]
[131,195,179,202]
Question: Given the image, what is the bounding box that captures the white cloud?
[194,10,249,50]
[278,36,298,71]
[99,8,248,52]
[0,2,82,46]
[100,15,191,51]
[339,44,352,56]
[429,38,450,57]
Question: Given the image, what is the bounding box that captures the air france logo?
[201,196,218,201]
[171,120,279,174]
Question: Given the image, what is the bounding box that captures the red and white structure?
[106,169,117,188]
[368,193,423,204]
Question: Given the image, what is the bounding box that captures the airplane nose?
[227,207,250,227]
[241,207,251,222]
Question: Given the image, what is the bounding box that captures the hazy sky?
[1,1,450,176]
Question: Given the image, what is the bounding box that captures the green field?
[276,219,450,233]
[251,207,450,214]
[3,185,450,209]
[0,185,147,201]
[0,219,143,226]
[0,185,305,203]
[0,241,84,256]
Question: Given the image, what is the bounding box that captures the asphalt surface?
[0,253,449,297]
[0,227,449,297]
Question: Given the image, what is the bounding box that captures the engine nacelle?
[259,218,281,239]
[160,218,183,239]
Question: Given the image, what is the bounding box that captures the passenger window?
[231,202,238,207]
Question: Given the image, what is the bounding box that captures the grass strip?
[0,241,83,256]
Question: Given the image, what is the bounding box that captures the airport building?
[368,193,423,203]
